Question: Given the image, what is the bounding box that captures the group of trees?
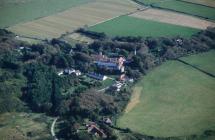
[77,28,107,40]
[23,63,62,113]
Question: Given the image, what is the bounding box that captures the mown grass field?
[0,0,94,28]
[180,50,215,75]
[135,0,163,5]
[89,16,200,38]
[181,0,215,8]
[0,112,53,140]
[117,57,215,137]
[153,0,215,21]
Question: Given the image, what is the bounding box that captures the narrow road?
[98,86,110,92]
[51,117,58,140]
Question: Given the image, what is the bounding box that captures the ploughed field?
[117,51,215,137]
[0,0,95,28]
[7,0,140,39]
[89,16,200,38]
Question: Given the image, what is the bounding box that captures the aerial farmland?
[0,0,215,140]
[7,0,141,39]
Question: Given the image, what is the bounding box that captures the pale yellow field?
[8,0,141,39]
[63,33,94,44]
[182,0,215,8]
[130,8,215,30]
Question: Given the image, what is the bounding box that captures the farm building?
[86,122,107,138]
[87,72,107,81]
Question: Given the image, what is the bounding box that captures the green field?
[0,112,54,140]
[0,0,94,28]
[153,0,215,21]
[180,50,215,75]
[118,58,215,137]
[135,0,163,5]
[89,16,200,38]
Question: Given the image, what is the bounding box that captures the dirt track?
[125,86,142,113]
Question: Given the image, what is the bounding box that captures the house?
[128,78,134,83]
[111,82,124,92]
[19,47,25,50]
[103,117,113,125]
[119,74,126,81]
[86,122,107,138]
[75,70,81,76]
[176,38,183,45]
[87,72,107,81]
[64,68,75,75]
[58,68,81,76]
[57,70,64,76]
[119,74,134,83]
[91,54,126,73]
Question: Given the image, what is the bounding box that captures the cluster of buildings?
[57,53,133,92]
[88,54,134,92]
[91,53,126,73]
[58,68,81,76]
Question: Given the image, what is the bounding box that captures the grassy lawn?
[181,0,215,8]
[117,60,215,137]
[89,16,200,38]
[0,0,94,28]
[0,112,54,140]
[180,50,215,75]
[99,78,115,90]
[153,0,215,21]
